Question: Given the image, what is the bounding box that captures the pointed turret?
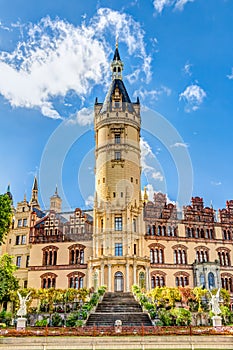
[111,38,124,80]
[50,186,62,213]
[30,176,40,209]
[6,184,13,204]
[143,186,148,204]
[100,41,135,114]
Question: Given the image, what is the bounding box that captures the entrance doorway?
[114,271,124,292]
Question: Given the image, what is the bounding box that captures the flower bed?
[1,325,233,337]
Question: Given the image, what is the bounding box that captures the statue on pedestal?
[209,288,222,327]
[17,291,32,317]
[209,288,221,316]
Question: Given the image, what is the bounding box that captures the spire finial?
[143,186,148,203]
[116,35,118,49]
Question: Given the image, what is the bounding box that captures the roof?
[100,79,134,114]
[113,47,121,61]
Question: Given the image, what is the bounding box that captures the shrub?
[51,313,63,327]
[97,286,107,296]
[0,310,12,326]
[171,308,192,326]
[75,320,83,327]
[158,308,174,326]
[35,319,48,327]
[66,312,79,327]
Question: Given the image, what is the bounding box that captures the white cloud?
[0,9,151,119]
[179,84,206,112]
[133,86,171,101]
[85,195,94,207]
[183,62,192,76]
[152,171,163,181]
[153,0,172,14]
[153,0,194,13]
[227,68,233,80]
[140,138,164,181]
[174,0,194,11]
[211,181,222,186]
[170,142,189,148]
[69,107,93,126]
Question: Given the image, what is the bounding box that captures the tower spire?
[111,42,123,80]
[6,183,13,203]
[30,176,40,209]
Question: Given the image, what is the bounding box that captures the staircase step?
[86,292,152,327]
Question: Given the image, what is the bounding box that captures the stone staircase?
[86,292,152,327]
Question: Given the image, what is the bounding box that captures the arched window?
[41,273,57,289]
[68,244,85,265]
[208,272,215,290]
[67,272,85,289]
[147,225,151,235]
[42,246,58,266]
[217,248,231,266]
[195,247,209,263]
[139,272,145,289]
[152,225,156,235]
[157,226,161,236]
[173,245,187,264]
[200,273,205,288]
[149,244,165,264]
[174,272,189,287]
[221,274,233,292]
[151,271,166,288]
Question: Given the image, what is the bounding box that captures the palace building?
[2,45,233,305]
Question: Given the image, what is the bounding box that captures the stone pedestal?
[16,317,27,331]
[212,316,222,327]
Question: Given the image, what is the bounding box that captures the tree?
[171,307,192,326]
[0,254,19,304]
[0,194,12,244]
[193,287,208,312]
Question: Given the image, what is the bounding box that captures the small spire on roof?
[116,35,119,49]
[32,176,38,191]
[143,186,148,203]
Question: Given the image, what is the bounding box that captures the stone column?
[133,262,137,285]
[126,262,130,292]
[146,266,150,290]
[108,264,112,291]
[101,263,105,286]
[87,263,92,289]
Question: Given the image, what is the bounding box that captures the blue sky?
[0,0,232,212]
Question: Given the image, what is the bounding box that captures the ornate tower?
[50,186,62,213]
[89,44,150,292]
[29,176,40,209]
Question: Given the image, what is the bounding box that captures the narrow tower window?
[115,216,122,231]
[115,133,121,144]
[115,151,121,160]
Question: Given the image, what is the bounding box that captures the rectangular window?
[115,216,122,231]
[16,236,20,245]
[16,256,21,267]
[21,235,26,245]
[134,244,137,255]
[23,219,27,227]
[115,151,121,160]
[115,133,121,144]
[23,280,28,288]
[115,243,123,256]
[133,219,137,232]
[114,101,120,108]
[131,177,133,183]
[113,192,116,198]
[17,219,22,227]
[26,256,30,268]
